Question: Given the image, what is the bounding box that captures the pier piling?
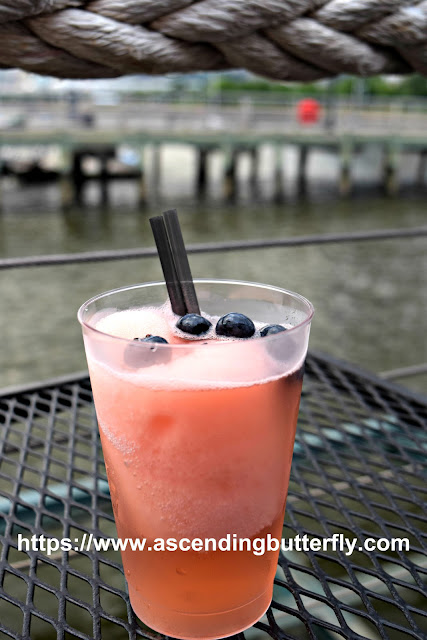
[339,140,353,196]
[223,146,238,200]
[382,143,399,196]
[417,149,427,186]
[152,144,161,198]
[297,145,309,195]
[249,146,259,193]
[138,147,146,205]
[59,148,73,208]
[274,145,284,202]
[196,147,209,197]
[99,150,110,205]
[72,150,85,203]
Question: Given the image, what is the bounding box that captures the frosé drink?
[78,280,313,640]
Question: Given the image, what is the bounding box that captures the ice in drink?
[79,281,313,640]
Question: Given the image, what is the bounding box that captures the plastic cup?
[78,279,314,640]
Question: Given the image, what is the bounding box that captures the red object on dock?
[297,98,321,124]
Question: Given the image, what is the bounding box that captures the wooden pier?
[1,128,426,204]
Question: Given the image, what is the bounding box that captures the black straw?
[149,216,187,316]
[163,209,200,315]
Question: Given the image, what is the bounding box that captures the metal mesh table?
[0,352,426,640]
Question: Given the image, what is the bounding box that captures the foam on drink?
[90,303,304,391]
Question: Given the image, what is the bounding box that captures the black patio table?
[0,352,426,640]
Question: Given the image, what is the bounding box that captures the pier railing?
[0,98,427,134]
[2,94,427,135]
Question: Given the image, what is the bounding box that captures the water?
[1,145,426,395]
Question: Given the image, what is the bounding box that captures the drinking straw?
[149,215,187,316]
[163,209,201,315]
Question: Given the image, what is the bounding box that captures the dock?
[1,98,427,203]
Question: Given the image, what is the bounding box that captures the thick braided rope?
[1,0,426,79]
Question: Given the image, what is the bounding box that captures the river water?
[1,145,426,394]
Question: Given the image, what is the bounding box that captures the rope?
[1,226,426,270]
[0,0,426,79]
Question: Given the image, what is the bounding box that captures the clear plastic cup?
[78,279,314,640]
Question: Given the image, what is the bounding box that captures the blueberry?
[124,335,169,367]
[139,335,168,344]
[260,324,287,337]
[216,313,255,339]
[176,314,212,336]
